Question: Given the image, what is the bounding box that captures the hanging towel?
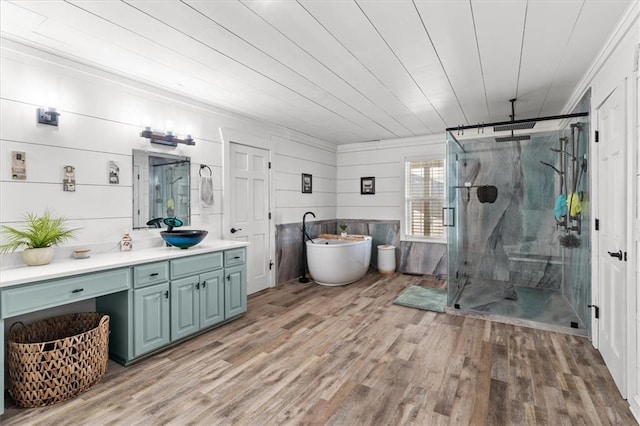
[567,192,582,217]
[554,194,567,221]
[200,176,214,208]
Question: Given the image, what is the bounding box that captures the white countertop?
[0,241,249,288]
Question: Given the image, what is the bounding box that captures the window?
[405,158,446,239]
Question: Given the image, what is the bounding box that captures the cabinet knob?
[233,256,241,259]
[226,275,231,281]
[71,288,84,294]
[196,282,200,290]
[149,272,159,277]
[202,281,206,288]
[164,291,169,299]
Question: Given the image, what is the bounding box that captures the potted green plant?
[0,209,79,266]
[339,223,348,238]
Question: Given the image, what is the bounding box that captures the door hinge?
[269,260,274,270]
[268,161,271,169]
[588,304,600,319]
[595,218,599,231]
[594,130,599,142]
[269,212,272,220]
[625,251,628,261]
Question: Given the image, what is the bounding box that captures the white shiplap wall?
[0,40,336,268]
[271,134,336,224]
[336,134,445,221]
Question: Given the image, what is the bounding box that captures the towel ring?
[199,164,212,177]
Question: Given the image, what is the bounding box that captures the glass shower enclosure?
[445,119,590,333]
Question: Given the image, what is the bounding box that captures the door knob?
[230,227,242,234]
[608,250,623,260]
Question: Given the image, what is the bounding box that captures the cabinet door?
[200,270,225,329]
[134,283,170,357]
[171,276,200,341]
[225,265,247,318]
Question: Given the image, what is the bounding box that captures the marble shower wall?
[275,219,446,284]
[451,134,563,288]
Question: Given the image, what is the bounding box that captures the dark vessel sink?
[160,230,208,249]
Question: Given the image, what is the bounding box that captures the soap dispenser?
[121,230,132,251]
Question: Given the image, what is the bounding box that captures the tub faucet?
[302,211,315,243]
[300,211,315,283]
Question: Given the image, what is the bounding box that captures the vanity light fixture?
[140,127,195,147]
[37,107,60,126]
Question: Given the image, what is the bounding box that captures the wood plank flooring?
[2,272,635,425]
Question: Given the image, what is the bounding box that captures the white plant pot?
[340,232,347,238]
[22,247,54,266]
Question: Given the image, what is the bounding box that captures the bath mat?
[393,285,447,313]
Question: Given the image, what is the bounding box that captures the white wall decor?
[109,160,119,184]
[62,165,75,192]
[11,151,26,180]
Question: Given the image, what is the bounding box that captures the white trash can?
[377,244,396,274]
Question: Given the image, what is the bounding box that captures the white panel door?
[597,85,627,397]
[229,143,271,294]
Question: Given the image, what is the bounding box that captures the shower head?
[493,121,536,132]
[495,134,531,143]
[494,98,533,140]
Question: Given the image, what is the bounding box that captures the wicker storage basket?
[7,312,110,408]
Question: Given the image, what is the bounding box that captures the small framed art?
[361,177,375,194]
[302,173,312,193]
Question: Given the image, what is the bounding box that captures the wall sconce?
[140,127,195,147]
[37,107,60,126]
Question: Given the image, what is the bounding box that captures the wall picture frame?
[302,173,312,193]
[361,176,375,194]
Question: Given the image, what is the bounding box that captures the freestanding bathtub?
[306,236,372,286]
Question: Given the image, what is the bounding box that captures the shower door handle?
[442,207,455,227]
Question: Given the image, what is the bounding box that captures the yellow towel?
[566,193,582,217]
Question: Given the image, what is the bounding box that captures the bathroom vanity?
[0,241,248,414]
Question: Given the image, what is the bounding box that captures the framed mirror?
[133,150,191,229]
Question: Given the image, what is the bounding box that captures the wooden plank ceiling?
[0,0,632,144]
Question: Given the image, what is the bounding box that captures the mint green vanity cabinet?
[2,268,130,318]
[0,243,248,416]
[133,261,169,288]
[224,264,247,318]
[170,269,225,341]
[170,252,223,280]
[170,275,200,341]
[200,269,225,328]
[224,248,247,318]
[134,282,171,357]
[169,253,227,341]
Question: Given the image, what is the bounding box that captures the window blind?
[406,159,445,238]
